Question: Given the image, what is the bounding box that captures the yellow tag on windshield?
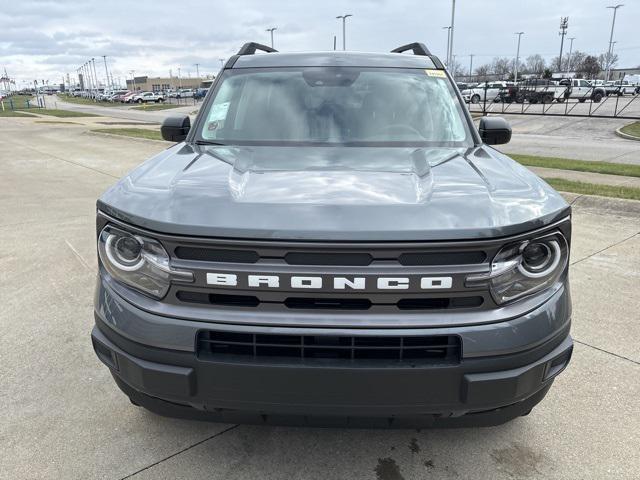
[425,69,446,78]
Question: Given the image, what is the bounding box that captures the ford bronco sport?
[91,42,573,427]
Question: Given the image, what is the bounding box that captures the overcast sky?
[1,0,639,87]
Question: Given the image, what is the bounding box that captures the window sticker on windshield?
[208,101,230,121]
[425,69,446,78]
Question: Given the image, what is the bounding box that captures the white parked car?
[132,91,165,103]
[176,88,194,98]
[461,81,514,104]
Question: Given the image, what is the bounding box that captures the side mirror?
[161,115,191,142]
[479,116,511,145]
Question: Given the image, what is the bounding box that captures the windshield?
[198,67,473,147]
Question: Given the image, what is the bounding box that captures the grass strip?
[620,121,640,139]
[0,109,34,117]
[131,104,180,111]
[56,94,123,107]
[544,178,640,201]
[91,128,164,141]
[31,109,99,117]
[510,153,640,178]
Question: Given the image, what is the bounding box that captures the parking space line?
[570,231,639,266]
[119,424,240,480]
[64,239,94,273]
[573,339,640,366]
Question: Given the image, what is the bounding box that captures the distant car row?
[68,87,209,103]
[457,78,640,105]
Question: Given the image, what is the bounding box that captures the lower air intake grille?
[196,331,461,365]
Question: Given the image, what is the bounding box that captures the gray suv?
[91,42,573,427]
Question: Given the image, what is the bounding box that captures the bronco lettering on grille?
[206,273,453,290]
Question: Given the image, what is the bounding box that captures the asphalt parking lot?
[1,116,639,480]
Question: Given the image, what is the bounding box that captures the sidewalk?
[527,166,640,189]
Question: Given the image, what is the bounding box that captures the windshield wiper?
[194,139,227,146]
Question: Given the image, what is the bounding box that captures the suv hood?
[98,144,569,241]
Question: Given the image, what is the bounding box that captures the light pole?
[178,67,182,88]
[610,41,618,78]
[514,32,524,83]
[442,26,451,66]
[266,27,277,48]
[567,37,576,71]
[336,14,352,51]
[558,17,569,72]
[448,0,456,69]
[469,54,474,77]
[129,70,135,92]
[102,55,110,89]
[91,58,99,94]
[194,63,200,78]
[605,4,623,81]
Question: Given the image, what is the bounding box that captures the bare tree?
[449,59,466,78]
[490,57,511,77]
[474,64,491,81]
[525,54,546,74]
[566,51,586,72]
[598,52,619,72]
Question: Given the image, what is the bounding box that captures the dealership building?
[125,76,211,92]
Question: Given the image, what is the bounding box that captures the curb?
[615,126,640,142]
[85,130,169,145]
[561,191,640,216]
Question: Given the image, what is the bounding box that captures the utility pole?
[266,27,277,48]
[448,0,456,69]
[605,4,623,81]
[194,63,200,78]
[514,32,524,83]
[558,17,569,73]
[567,37,576,71]
[442,26,451,66]
[336,14,352,50]
[469,54,474,77]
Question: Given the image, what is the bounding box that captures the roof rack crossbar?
[391,42,431,56]
[237,42,278,56]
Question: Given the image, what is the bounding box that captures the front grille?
[176,290,484,311]
[172,244,487,266]
[174,247,259,263]
[162,236,499,313]
[197,330,461,365]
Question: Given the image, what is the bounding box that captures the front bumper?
[91,277,573,427]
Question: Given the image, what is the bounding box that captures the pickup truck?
[502,79,565,104]
[558,78,605,103]
[605,81,638,96]
[131,91,165,103]
[91,42,573,428]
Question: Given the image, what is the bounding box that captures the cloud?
[1,0,638,87]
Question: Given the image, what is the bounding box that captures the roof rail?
[391,42,431,56]
[237,42,278,55]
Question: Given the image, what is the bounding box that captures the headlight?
[98,225,193,298]
[466,231,568,305]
